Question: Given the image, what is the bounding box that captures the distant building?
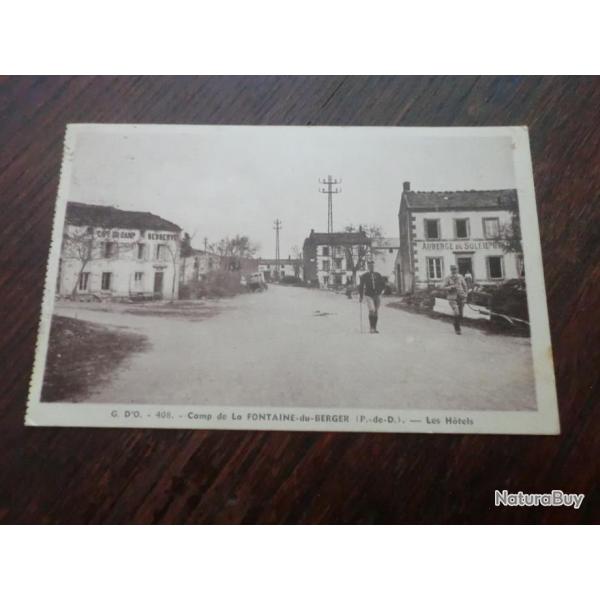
[58,202,182,300]
[180,248,221,286]
[257,257,303,281]
[181,250,258,295]
[302,229,371,288]
[371,237,401,289]
[396,182,524,293]
[221,255,259,277]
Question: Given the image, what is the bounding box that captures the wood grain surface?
[0,76,598,524]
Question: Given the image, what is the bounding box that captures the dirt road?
[52,285,536,410]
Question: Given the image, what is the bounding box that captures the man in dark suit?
[359,259,386,333]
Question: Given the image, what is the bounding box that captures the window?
[103,241,116,258]
[483,217,500,239]
[78,272,90,291]
[323,275,329,287]
[487,256,504,279]
[155,244,167,260]
[137,243,146,260]
[322,246,329,256]
[454,218,470,239]
[134,272,144,290]
[424,219,440,240]
[456,257,473,277]
[101,272,112,290]
[389,248,394,253]
[334,274,343,285]
[322,259,330,271]
[426,257,443,280]
[334,258,343,270]
[516,255,525,277]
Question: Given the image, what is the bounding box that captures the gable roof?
[304,230,371,246]
[403,189,518,211]
[66,202,182,232]
[258,258,302,265]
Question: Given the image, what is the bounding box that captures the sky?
[67,125,517,258]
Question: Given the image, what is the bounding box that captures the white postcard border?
[26,124,560,435]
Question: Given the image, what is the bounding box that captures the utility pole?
[319,175,342,286]
[318,175,342,234]
[273,218,282,280]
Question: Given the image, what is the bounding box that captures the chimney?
[310,228,314,235]
[403,181,410,192]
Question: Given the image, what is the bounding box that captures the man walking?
[359,259,385,333]
[442,265,468,335]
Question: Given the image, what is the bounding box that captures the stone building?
[257,257,303,281]
[302,229,371,288]
[58,201,182,300]
[180,249,222,286]
[396,182,524,293]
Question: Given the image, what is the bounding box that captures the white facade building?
[257,258,302,281]
[371,237,401,289]
[302,230,371,288]
[396,183,524,293]
[58,202,182,300]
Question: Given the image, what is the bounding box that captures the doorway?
[153,271,164,295]
[456,256,473,277]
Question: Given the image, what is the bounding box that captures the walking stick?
[359,299,364,334]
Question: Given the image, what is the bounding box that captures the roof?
[402,189,518,211]
[372,237,400,248]
[304,230,371,246]
[66,202,182,232]
[258,258,302,265]
[189,248,220,258]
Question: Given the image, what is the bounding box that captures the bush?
[489,279,529,329]
[182,271,242,299]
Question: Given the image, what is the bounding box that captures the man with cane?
[359,259,385,333]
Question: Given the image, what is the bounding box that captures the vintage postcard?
[27,124,559,434]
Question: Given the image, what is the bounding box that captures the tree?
[163,243,180,302]
[62,226,95,298]
[343,224,383,284]
[181,232,193,258]
[62,223,136,298]
[290,245,302,278]
[496,207,523,254]
[214,234,260,270]
[227,234,259,258]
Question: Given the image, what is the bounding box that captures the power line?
[273,218,282,279]
[318,175,342,233]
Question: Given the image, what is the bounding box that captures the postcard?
[26,124,559,434]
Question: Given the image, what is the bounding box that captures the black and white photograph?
[27,124,558,433]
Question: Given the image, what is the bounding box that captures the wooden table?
[0,76,598,524]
